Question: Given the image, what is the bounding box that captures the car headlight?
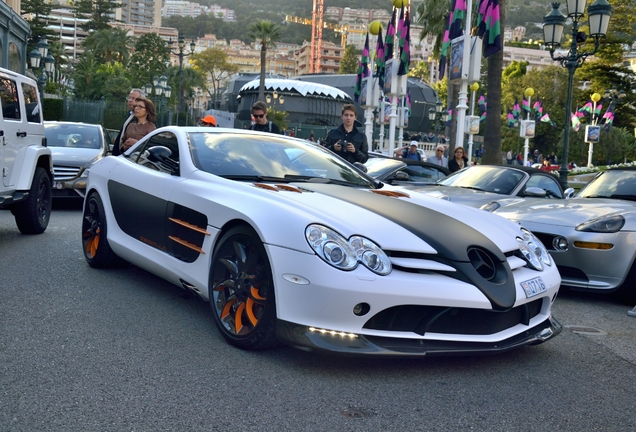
[576,214,625,233]
[516,228,551,271]
[480,201,501,212]
[305,224,392,275]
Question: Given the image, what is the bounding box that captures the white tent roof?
[239,78,351,101]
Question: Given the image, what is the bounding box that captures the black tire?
[81,192,127,268]
[615,262,636,304]
[14,167,52,234]
[209,225,278,350]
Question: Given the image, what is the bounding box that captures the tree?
[481,0,505,165]
[128,33,171,89]
[83,28,133,64]
[248,20,282,102]
[408,61,430,82]
[21,0,56,48]
[339,45,360,74]
[191,48,239,109]
[75,0,124,32]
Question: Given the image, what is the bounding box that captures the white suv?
[0,67,52,234]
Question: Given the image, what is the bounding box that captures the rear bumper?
[276,316,562,357]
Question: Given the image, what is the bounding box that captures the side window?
[133,132,180,175]
[22,83,41,124]
[0,77,21,120]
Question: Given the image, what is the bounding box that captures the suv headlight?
[516,228,551,271]
[305,224,392,275]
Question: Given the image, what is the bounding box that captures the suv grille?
[53,165,81,181]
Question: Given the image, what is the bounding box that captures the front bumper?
[52,178,86,198]
[528,225,635,291]
[277,316,562,356]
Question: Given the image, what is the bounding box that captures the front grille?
[53,165,81,181]
[364,299,543,336]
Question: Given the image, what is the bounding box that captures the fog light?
[553,236,569,251]
[353,303,370,316]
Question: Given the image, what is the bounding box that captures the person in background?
[431,145,448,168]
[119,98,156,152]
[395,141,422,161]
[200,115,217,127]
[448,146,469,172]
[325,104,369,164]
[249,101,281,134]
[112,88,146,156]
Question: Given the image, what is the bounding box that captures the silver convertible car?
[403,165,574,209]
[82,127,562,356]
[492,167,636,302]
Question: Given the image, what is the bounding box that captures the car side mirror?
[563,187,575,199]
[395,171,410,181]
[353,162,367,173]
[147,146,179,174]
[524,186,547,197]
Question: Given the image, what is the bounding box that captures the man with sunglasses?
[249,101,281,134]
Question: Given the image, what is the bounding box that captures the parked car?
[365,155,450,186]
[402,165,574,209]
[0,66,52,234]
[491,167,636,302]
[82,127,562,356]
[45,121,109,198]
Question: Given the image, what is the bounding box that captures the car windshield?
[44,124,101,149]
[578,169,636,200]
[364,158,406,178]
[187,132,376,187]
[437,165,524,195]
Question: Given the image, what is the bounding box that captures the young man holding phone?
[325,104,369,164]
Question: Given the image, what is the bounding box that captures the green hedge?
[43,98,63,121]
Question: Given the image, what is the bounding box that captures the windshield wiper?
[458,185,487,191]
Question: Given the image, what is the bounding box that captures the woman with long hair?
[120,97,157,152]
[448,146,469,172]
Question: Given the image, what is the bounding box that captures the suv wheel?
[14,167,52,234]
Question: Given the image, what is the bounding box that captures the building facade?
[0,0,29,74]
[115,0,161,28]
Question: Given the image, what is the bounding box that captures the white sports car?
[491,167,636,302]
[82,127,562,355]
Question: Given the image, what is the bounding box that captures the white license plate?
[521,276,547,298]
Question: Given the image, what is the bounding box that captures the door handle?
[16,131,27,137]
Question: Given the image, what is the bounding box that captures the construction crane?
[285,0,365,73]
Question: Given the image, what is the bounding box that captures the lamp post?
[467,82,480,165]
[168,34,196,120]
[522,87,535,167]
[28,38,55,101]
[428,100,444,145]
[144,74,172,126]
[543,0,612,189]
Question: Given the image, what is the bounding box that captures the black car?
[365,154,450,186]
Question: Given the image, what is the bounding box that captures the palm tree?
[83,28,132,64]
[248,20,282,103]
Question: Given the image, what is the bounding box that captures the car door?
[108,131,183,254]
[0,76,42,187]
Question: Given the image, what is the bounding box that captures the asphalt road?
[1,202,635,431]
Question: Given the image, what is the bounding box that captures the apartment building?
[295,40,344,75]
[115,0,161,27]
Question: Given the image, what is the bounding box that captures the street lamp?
[428,100,444,144]
[543,0,612,189]
[522,87,535,167]
[28,38,55,101]
[144,74,172,126]
[168,34,196,120]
